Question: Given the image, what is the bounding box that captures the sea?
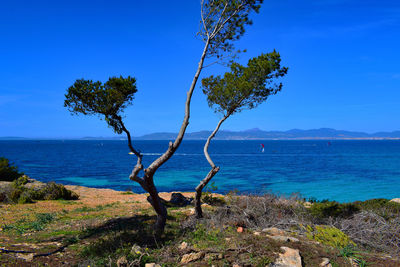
[0,140,399,202]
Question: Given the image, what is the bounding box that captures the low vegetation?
[0,159,79,204]
[1,188,399,266]
[0,157,23,182]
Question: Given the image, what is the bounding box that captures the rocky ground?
[0,184,399,266]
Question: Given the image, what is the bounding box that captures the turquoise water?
[0,140,399,202]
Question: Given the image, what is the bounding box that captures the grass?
[3,212,55,234]
[0,192,399,266]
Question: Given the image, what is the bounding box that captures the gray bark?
[125,40,210,234]
[195,114,229,218]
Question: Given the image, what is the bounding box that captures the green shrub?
[12,175,29,187]
[309,201,359,219]
[38,182,79,200]
[0,157,23,181]
[354,198,400,213]
[1,179,79,204]
[305,225,356,248]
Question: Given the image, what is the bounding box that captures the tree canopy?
[64,76,137,134]
[199,0,263,59]
[201,50,288,115]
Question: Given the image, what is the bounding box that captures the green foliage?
[12,175,29,187]
[0,179,79,204]
[199,0,263,58]
[202,51,288,115]
[338,245,368,267]
[189,224,228,250]
[203,182,225,205]
[305,225,356,249]
[64,76,137,134]
[3,213,55,234]
[35,182,79,201]
[309,201,359,219]
[0,157,23,181]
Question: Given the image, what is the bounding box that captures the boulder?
[272,247,302,267]
[262,227,286,236]
[181,251,205,264]
[390,198,400,204]
[320,258,332,267]
[266,235,299,243]
[169,192,192,206]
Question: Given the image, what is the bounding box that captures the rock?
[201,203,211,208]
[232,264,241,267]
[181,251,205,264]
[130,244,142,255]
[145,264,161,267]
[179,241,188,250]
[253,231,261,236]
[16,253,34,262]
[303,201,312,208]
[390,198,400,204]
[169,193,192,206]
[273,247,302,267]
[262,227,286,236]
[23,177,46,191]
[266,235,299,243]
[320,258,332,267]
[237,227,244,233]
[117,256,128,267]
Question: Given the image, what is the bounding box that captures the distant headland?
[1,128,400,140]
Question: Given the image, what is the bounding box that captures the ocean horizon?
[1,139,399,203]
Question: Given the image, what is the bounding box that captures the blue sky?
[0,0,399,137]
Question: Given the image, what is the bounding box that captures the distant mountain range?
[1,128,400,140]
[136,128,400,140]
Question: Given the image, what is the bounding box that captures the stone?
[262,227,286,236]
[237,227,244,233]
[253,231,261,236]
[390,198,400,204]
[273,247,302,267]
[179,241,189,250]
[320,258,332,267]
[181,251,205,264]
[16,253,34,262]
[116,256,128,267]
[303,201,312,208]
[145,264,161,267]
[266,235,299,243]
[232,264,241,267]
[169,192,192,206]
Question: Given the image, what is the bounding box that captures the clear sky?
[1,0,399,138]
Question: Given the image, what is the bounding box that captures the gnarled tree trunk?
[127,40,210,234]
[195,114,229,218]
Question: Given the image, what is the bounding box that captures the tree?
[64,0,263,234]
[194,51,288,218]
